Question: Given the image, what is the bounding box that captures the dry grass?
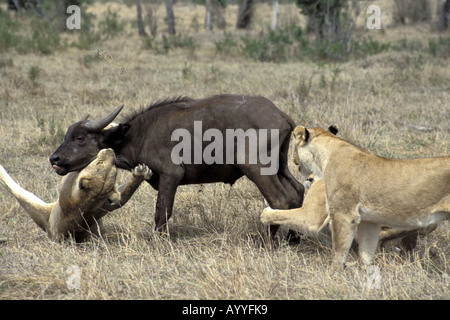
[0,1,449,300]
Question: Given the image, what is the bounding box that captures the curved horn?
[79,114,90,122]
[82,105,124,131]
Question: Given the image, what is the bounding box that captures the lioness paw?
[132,164,152,180]
[260,207,274,225]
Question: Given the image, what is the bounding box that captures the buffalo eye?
[75,136,86,144]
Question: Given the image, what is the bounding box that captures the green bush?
[428,37,450,59]
[145,34,198,55]
[0,8,62,54]
[29,18,62,54]
[215,32,240,56]
[352,36,391,59]
[240,27,305,62]
[73,11,101,49]
[98,7,126,40]
[0,10,20,52]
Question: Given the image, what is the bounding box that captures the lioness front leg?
[330,209,360,271]
[102,164,152,212]
[260,207,298,226]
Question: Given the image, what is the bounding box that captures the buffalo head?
[50,105,126,175]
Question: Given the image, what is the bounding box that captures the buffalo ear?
[328,124,338,135]
[293,126,309,143]
[102,123,130,146]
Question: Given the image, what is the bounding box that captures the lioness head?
[77,148,120,204]
[292,124,338,181]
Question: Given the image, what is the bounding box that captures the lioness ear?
[293,126,309,143]
[78,177,91,190]
[328,124,338,135]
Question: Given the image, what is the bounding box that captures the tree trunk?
[213,0,227,30]
[271,0,280,31]
[143,0,159,37]
[439,0,450,32]
[136,0,147,36]
[165,0,176,35]
[236,0,254,29]
[205,0,213,31]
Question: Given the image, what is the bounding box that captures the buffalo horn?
[83,105,124,131]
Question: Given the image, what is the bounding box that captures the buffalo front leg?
[154,173,182,234]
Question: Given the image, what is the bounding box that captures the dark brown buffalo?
[50,95,304,235]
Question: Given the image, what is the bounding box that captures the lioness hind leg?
[356,222,381,265]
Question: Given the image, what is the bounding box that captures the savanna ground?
[0,0,449,300]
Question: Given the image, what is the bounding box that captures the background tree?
[136,0,147,36]
[236,0,254,29]
[439,0,450,31]
[200,0,227,31]
[392,0,431,25]
[165,0,176,35]
[143,0,160,36]
[205,0,213,30]
[271,0,280,31]
[296,0,359,60]
[296,0,345,42]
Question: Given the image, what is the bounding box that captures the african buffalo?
[50,94,304,235]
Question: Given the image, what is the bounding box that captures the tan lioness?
[292,126,449,270]
[0,149,151,242]
[263,126,436,251]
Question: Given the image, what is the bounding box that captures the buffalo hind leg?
[154,171,183,235]
[239,165,291,241]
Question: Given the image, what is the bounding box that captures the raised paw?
[132,164,152,180]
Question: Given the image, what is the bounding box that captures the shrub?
[240,27,305,62]
[29,18,62,54]
[215,32,240,56]
[0,8,62,54]
[0,10,20,52]
[72,11,101,49]
[145,34,198,56]
[352,36,391,59]
[98,7,126,40]
[428,37,450,59]
[392,0,431,24]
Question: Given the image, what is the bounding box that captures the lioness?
[292,126,449,270]
[263,126,436,251]
[0,149,151,242]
